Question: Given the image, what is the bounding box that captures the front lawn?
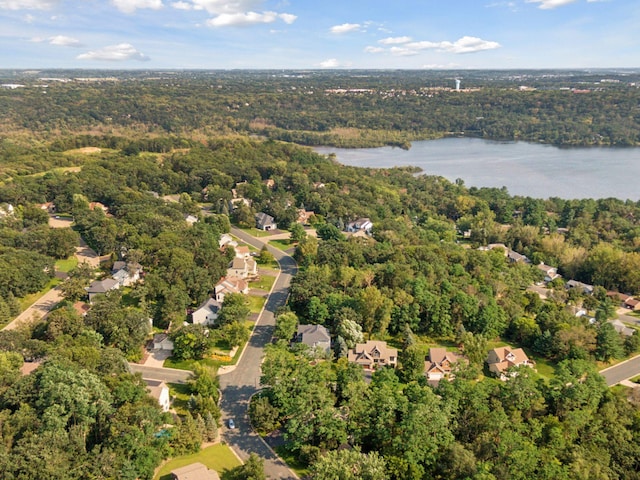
[250,275,276,292]
[236,226,273,238]
[246,295,267,314]
[154,444,241,480]
[55,256,78,273]
[269,239,295,251]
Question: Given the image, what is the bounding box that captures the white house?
[346,217,373,233]
[227,257,258,279]
[145,379,171,412]
[192,297,222,326]
[219,233,238,249]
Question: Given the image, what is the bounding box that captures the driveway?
[143,349,172,368]
[218,227,298,479]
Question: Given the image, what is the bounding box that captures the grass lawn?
[236,226,272,238]
[269,239,295,251]
[168,382,192,415]
[246,295,267,314]
[55,256,78,273]
[529,354,556,380]
[274,445,310,478]
[154,444,241,480]
[250,275,276,291]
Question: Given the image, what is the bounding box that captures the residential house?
[227,256,258,279]
[609,319,635,337]
[566,280,594,295]
[145,379,171,412]
[234,246,251,258]
[486,346,535,380]
[255,212,277,231]
[184,214,198,225]
[537,263,561,283]
[38,202,55,214]
[153,333,174,351]
[86,278,120,303]
[214,277,249,303]
[346,217,373,233]
[111,262,142,287]
[607,291,640,310]
[171,462,220,480]
[89,202,109,213]
[262,178,275,189]
[219,233,238,249]
[192,297,222,326]
[296,324,331,355]
[425,348,462,382]
[0,203,14,217]
[296,209,315,225]
[347,340,398,370]
[507,250,530,264]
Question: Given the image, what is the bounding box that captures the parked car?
[227,418,235,429]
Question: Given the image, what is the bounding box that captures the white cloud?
[279,13,296,24]
[319,58,340,68]
[111,0,163,14]
[379,36,412,45]
[171,1,192,9]
[367,35,500,56]
[526,0,577,9]
[49,35,83,47]
[33,35,83,47]
[0,0,57,9]
[206,10,295,27]
[77,43,150,61]
[330,23,361,34]
[188,0,262,14]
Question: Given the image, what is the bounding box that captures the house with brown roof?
[607,291,640,310]
[537,263,561,283]
[227,256,258,279]
[486,346,534,380]
[214,277,249,303]
[425,348,463,382]
[347,340,397,370]
[296,209,315,225]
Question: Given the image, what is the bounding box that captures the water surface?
[315,138,640,200]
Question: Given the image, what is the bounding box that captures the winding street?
[218,227,298,479]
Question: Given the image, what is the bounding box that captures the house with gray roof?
[86,278,120,303]
[296,324,331,354]
[255,212,277,231]
[192,297,222,326]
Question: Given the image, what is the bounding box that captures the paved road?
[218,227,298,479]
[128,364,193,384]
[2,286,64,331]
[601,354,640,386]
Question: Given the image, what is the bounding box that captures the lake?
[315,138,640,201]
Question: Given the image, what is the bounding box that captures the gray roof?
[87,278,119,293]
[297,324,331,346]
[255,212,276,227]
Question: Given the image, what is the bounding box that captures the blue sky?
[0,0,637,69]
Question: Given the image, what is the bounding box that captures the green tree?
[227,453,266,480]
[217,293,250,327]
[310,448,387,480]
[289,222,307,243]
[222,321,250,348]
[595,322,624,362]
[171,324,213,360]
[274,311,298,341]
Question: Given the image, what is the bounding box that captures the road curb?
[600,353,640,373]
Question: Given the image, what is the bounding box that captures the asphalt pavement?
[128,364,193,384]
[218,227,298,479]
[600,354,640,386]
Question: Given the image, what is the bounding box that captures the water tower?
[455,78,461,91]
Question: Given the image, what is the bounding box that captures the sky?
[0,0,638,69]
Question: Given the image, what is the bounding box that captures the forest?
[1,69,640,151]
[0,71,640,479]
